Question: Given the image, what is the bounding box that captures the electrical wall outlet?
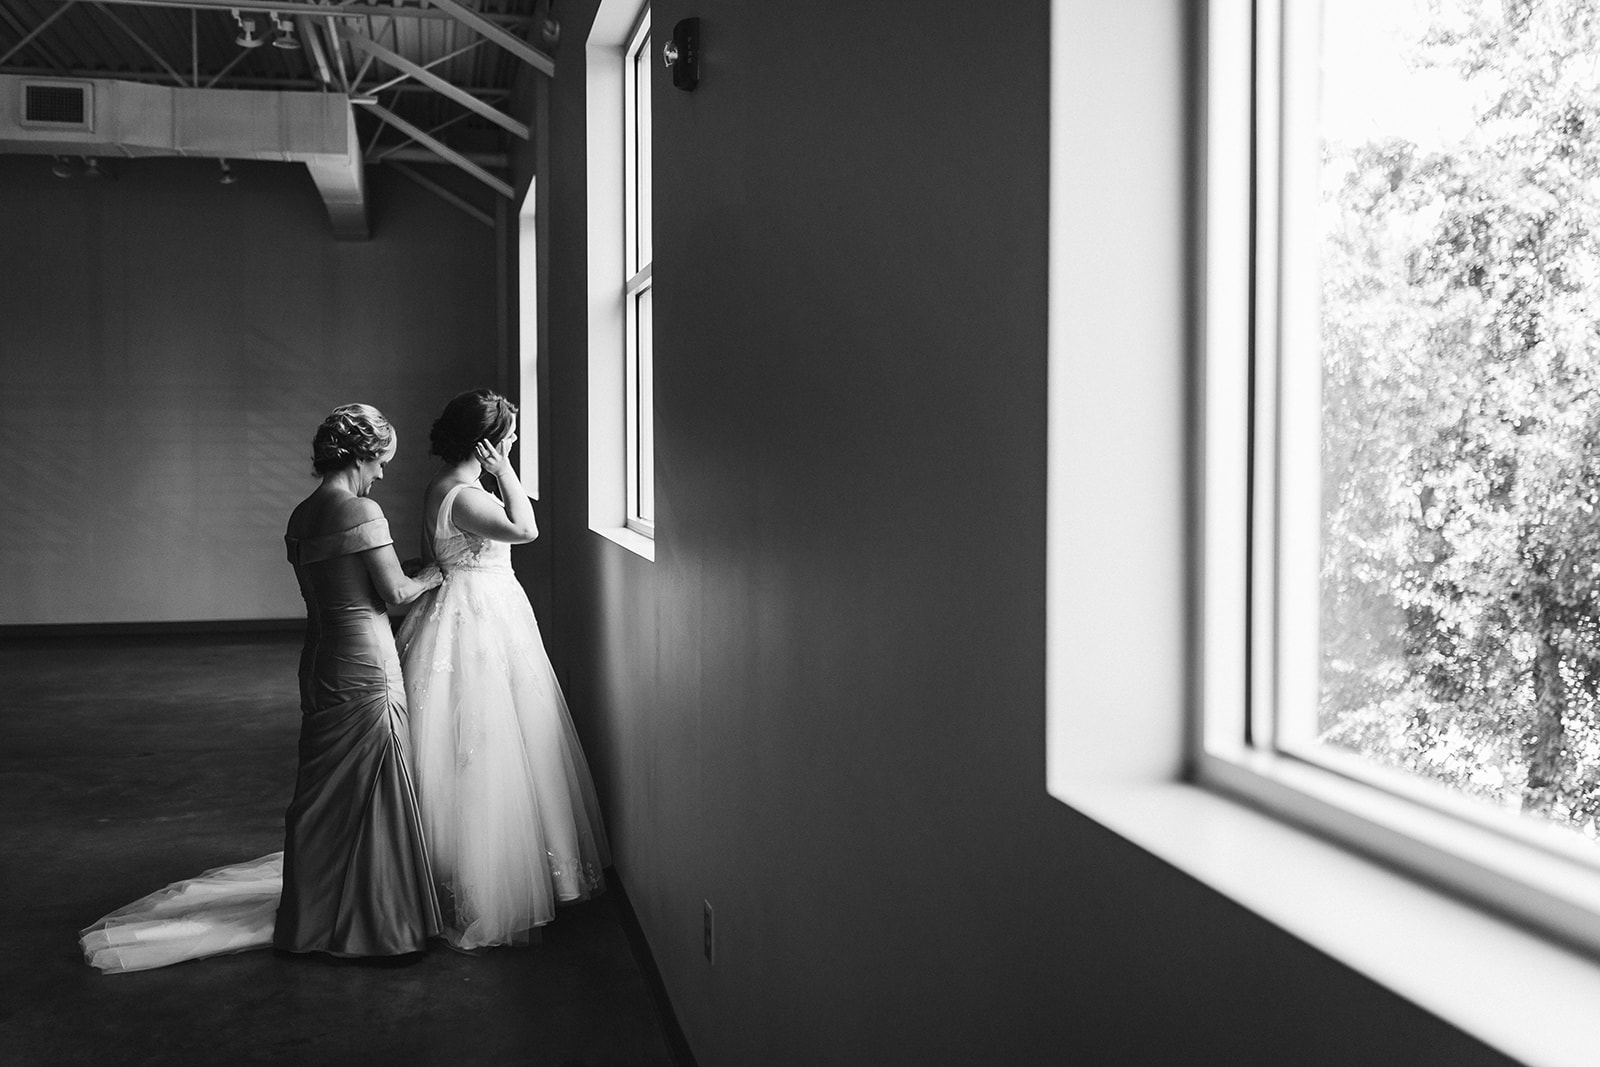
[703,900,715,964]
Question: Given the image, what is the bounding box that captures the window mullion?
[1248,0,1284,756]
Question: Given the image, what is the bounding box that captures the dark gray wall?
[531,1,1520,1064]
[0,157,500,623]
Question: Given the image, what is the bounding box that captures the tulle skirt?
[397,565,610,950]
[79,853,282,973]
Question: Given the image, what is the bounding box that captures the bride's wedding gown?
[396,483,610,950]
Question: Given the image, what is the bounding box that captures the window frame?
[1044,3,1600,1065]
[584,0,655,561]
[1195,0,1600,963]
[517,177,540,499]
[622,8,654,539]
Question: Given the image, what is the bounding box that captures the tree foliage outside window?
[1318,0,1600,839]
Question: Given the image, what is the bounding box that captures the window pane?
[625,282,639,518]
[634,28,652,272]
[1308,0,1600,843]
[637,284,654,523]
[517,195,538,498]
[621,5,653,537]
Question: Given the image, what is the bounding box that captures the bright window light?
[623,8,654,537]
[1200,0,1600,957]
[585,0,654,560]
[517,179,539,498]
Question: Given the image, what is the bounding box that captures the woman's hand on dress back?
[401,558,444,588]
[363,546,441,606]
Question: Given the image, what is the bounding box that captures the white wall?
[532,1,1521,1063]
[0,158,500,625]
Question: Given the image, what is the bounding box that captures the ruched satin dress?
[276,514,441,956]
[78,514,441,973]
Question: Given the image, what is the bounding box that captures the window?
[1048,3,1600,1061]
[1199,0,1600,957]
[585,0,654,560]
[517,178,539,499]
[623,10,654,536]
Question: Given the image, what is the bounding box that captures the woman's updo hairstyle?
[312,403,395,475]
[429,389,518,463]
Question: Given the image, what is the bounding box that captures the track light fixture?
[232,8,264,48]
[271,14,301,50]
[48,156,115,180]
[218,159,237,186]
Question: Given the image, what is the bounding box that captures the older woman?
[278,403,443,957]
[81,404,443,972]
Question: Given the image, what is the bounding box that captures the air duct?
[0,74,368,240]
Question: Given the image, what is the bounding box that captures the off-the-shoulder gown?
[78,514,440,971]
[395,483,610,951]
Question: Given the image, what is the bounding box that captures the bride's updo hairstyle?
[312,403,395,475]
[429,389,518,463]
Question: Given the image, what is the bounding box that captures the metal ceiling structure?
[0,0,553,232]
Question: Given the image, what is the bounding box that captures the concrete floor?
[0,633,685,1067]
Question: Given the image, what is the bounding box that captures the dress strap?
[433,483,495,544]
[433,484,468,544]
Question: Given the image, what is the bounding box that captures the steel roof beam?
[422,0,551,77]
[372,107,476,160]
[0,3,72,71]
[0,3,77,69]
[91,2,187,87]
[364,36,482,96]
[386,160,494,228]
[298,13,334,86]
[0,63,508,95]
[375,145,505,168]
[324,15,351,92]
[341,27,526,139]
[46,0,535,25]
[202,46,248,87]
[356,98,512,199]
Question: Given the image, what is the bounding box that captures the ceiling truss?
[0,0,548,215]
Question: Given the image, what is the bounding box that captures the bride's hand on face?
[474,439,512,479]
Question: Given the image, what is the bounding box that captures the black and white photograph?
[1,0,1596,1064]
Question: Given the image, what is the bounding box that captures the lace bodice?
[428,484,514,575]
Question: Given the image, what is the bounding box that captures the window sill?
[592,524,655,562]
[1050,774,1600,1067]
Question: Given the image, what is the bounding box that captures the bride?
[396,389,610,951]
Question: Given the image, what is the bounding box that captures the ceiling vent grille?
[22,81,92,130]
